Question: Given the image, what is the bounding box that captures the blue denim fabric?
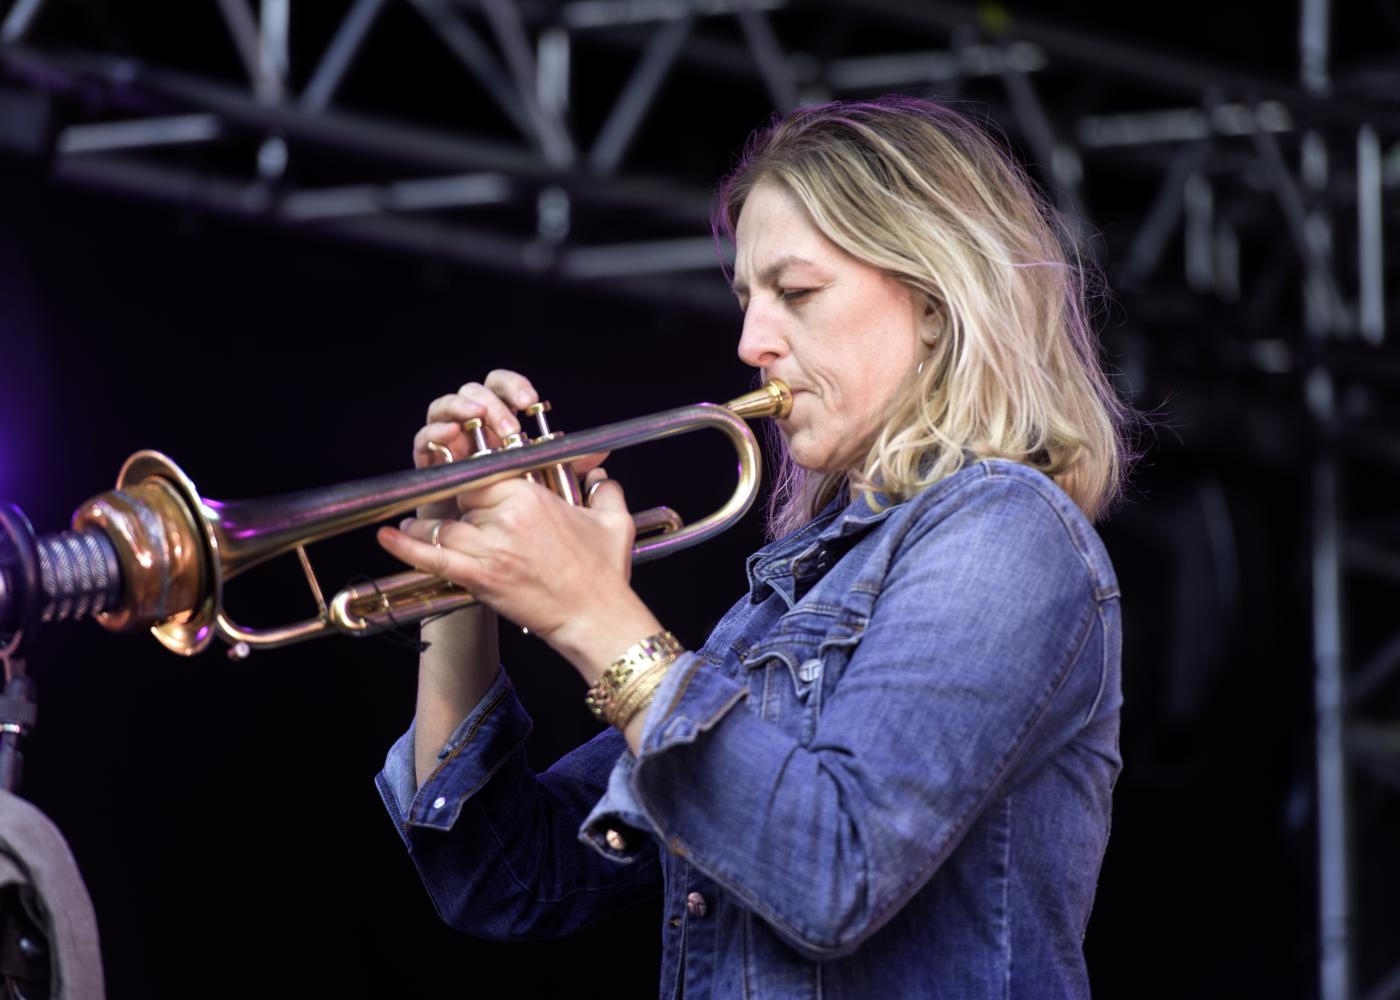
[378,459,1122,998]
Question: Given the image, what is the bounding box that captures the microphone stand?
[0,504,42,794]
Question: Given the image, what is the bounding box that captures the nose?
[737,301,788,370]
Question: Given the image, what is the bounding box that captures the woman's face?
[733,180,931,475]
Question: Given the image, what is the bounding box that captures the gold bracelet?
[607,657,675,730]
[585,630,683,724]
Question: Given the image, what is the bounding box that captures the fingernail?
[399,518,414,531]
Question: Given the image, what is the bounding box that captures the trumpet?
[0,381,791,659]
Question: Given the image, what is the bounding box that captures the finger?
[459,383,522,443]
[424,392,488,428]
[583,467,627,512]
[413,421,474,467]
[453,476,535,517]
[568,450,611,477]
[483,370,540,411]
[378,521,483,579]
[428,383,520,443]
[423,395,506,453]
[377,524,452,576]
[394,516,451,546]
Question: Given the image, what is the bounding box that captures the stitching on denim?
[760,662,776,721]
[424,680,514,787]
[420,728,532,829]
[1083,602,1114,725]
[981,461,1114,591]
[373,771,410,835]
[647,666,749,751]
[1001,794,1013,1000]
[740,910,752,1000]
[671,900,688,1000]
[658,655,705,722]
[742,645,797,673]
[781,602,843,617]
[696,686,749,732]
[745,618,861,657]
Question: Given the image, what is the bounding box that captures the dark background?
[1,1,1397,997]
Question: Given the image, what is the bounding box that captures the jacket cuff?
[576,653,747,860]
[640,651,748,753]
[577,751,652,863]
[374,666,533,834]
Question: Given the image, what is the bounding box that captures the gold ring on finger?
[430,522,445,548]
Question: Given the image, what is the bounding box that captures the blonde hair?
[715,97,1131,537]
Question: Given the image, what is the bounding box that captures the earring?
[917,341,935,376]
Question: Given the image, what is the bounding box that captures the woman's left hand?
[376,467,664,684]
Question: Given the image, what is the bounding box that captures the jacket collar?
[745,489,903,604]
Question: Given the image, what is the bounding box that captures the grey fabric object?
[0,790,104,999]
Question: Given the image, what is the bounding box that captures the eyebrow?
[731,254,819,297]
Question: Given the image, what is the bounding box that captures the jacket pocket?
[741,610,866,744]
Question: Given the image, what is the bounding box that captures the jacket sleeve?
[376,667,662,940]
[581,473,1116,959]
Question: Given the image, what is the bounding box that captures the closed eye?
[780,288,814,303]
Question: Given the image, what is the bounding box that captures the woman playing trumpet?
[375,95,1130,998]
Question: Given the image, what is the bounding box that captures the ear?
[918,298,944,349]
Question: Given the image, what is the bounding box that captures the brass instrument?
[57,380,791,657]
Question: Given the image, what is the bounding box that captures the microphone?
[0,504,122,651]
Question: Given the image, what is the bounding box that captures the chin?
[781,426,842,474]
[787,442,836,475]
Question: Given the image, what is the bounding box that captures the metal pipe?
[589,15,692,175]
[300,0,388,111]
[736,5,798,113]
[0,0,47,45]
[1310,365,1353,1000]
[1357,125,1384,344]
[55,114,222,154]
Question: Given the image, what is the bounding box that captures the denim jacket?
[377,459,1122,999]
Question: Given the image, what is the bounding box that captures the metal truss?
[2,2,1400,997]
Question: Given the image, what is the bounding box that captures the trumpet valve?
[462,418,491,457]
[525,400,557,441]
[497,428,545,485]
[522,401,581,503]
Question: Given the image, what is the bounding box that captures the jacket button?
[686,892,708,919]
